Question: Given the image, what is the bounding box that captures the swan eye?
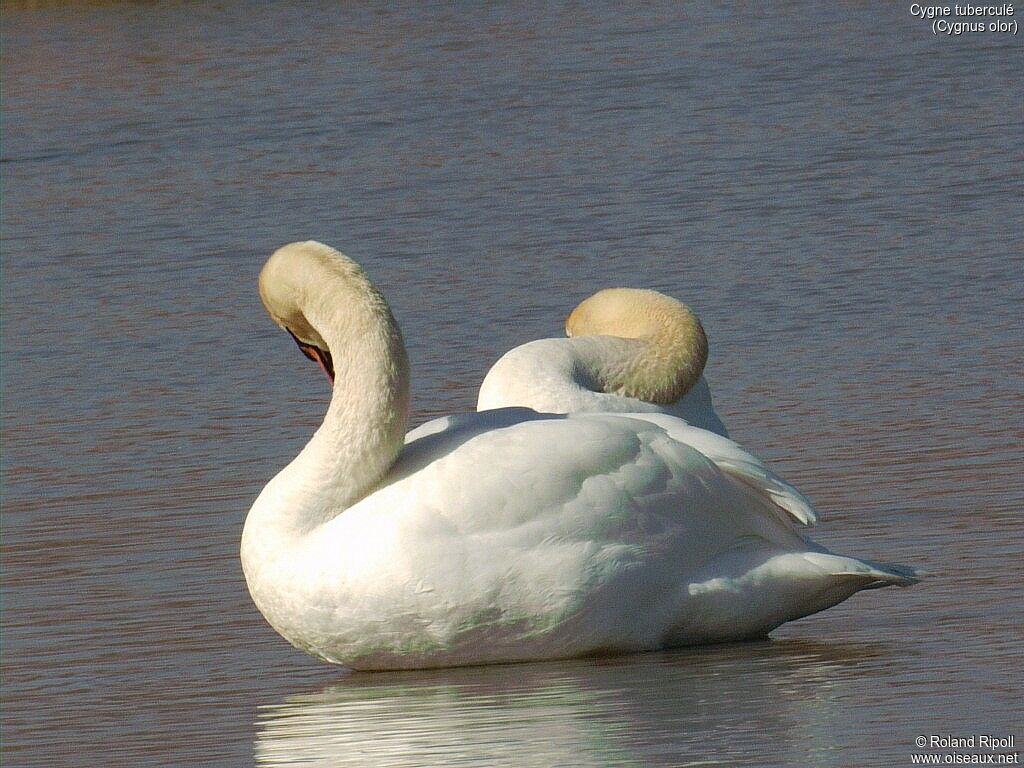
[286,328,335,383]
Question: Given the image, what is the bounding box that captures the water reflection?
[255,640,889,767]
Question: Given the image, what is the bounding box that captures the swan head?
[259,241,400,386]
[564,288,709,404]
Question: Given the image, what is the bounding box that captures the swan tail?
[829,556,923,588]
[664,550,922,645]
[794,552,923,593]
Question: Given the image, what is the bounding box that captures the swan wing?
[613,413,819,526]
[346,409,809,577]
[294,412,744,659]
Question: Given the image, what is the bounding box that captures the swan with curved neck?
[477,287,728,436]
[241,241,919,670]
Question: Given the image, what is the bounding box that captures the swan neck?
[249,275,410,545]
[313,296,410,513]
[578,324,707,405]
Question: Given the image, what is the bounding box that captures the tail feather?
[802,552,923,588]
[850,558,923,588]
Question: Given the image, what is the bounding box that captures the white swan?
[477,288,729,436]
[241,241,919,671]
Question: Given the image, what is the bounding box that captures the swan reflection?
[255,640,892,767]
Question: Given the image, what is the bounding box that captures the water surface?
[2,2,1021,766]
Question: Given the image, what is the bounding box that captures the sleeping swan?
[241,241,919,670]
[477,288,729,436]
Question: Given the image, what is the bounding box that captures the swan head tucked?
[259,243,336,381]
[564,288,709,404]
[259,241,408,389]
[259,239,410,429]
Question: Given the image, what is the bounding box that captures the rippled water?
[2,3,1022,766]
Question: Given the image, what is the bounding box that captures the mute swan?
[241,241,919,671]
[477,288,729,436]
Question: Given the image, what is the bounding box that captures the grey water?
[2,2,1022,766]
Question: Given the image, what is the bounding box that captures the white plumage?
[241,241,919,670]
[477,287,729,436]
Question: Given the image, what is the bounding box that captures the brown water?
[2,3,1022,766]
